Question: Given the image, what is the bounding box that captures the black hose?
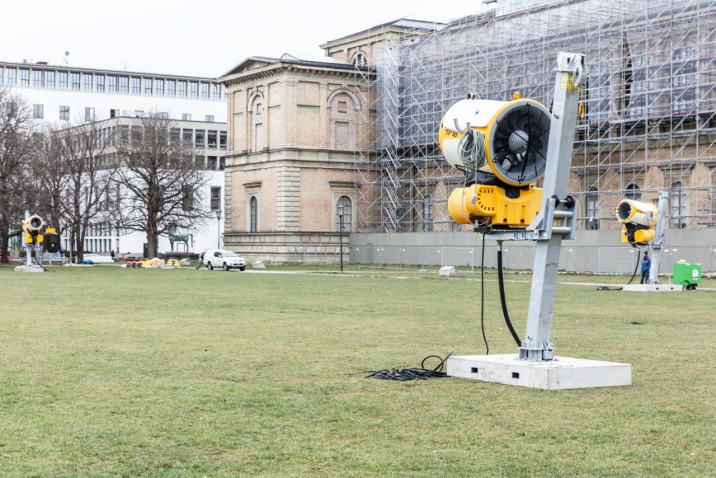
[497,249,522,347]
[627,249,640,285]
[480,229,489,354]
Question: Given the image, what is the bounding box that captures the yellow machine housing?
[449,184,543,227]
[22,214,45,244]
[620,228,655,244]
[616,199,658,245]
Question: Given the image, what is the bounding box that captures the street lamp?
[338,205,344,274]
[215,209,222,249]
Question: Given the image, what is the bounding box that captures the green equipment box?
[673,262,701,289]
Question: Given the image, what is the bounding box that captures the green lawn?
[0,265,714,476]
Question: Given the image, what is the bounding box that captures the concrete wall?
[349,230,716,274]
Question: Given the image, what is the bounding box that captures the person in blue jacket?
[640,251,651,284]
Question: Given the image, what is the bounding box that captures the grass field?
[0,265,714,476]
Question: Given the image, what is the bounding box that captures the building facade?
[1,60,229,258]
[0,60,226,124]
[219,54,375,263]
[62,116,228,256]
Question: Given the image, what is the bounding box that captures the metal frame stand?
[447,53,632,388]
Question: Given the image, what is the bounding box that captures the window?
[58,71,68,89]
[83,73,92,91]
[207,130,217,148]
[144,78,152,95]
[201,83,209,99]
[131,77,140,94]
[119,76,129,94]
[190,82,199,98]
[423,196,433,232]
[178,81,187,98]
[211,187,221,210]
[625,184,641,200]
[71,72,80,90]
[336,196,352,233]
[167,80,175,97]
[108,75,117,93]
[157,112,168,119]
[45,71,55,89]
[670,182,687,229]
[354,53,367,66]
[6,68,17,86]
[585,187,599,230]
[338,101,347,113]
[33,70,42,88]
[195,130,205,148]
[96,74,105,92]
[110,109,120,118]
[219,131,227,149]
[85,107,95,122]
[20,69,29,87]
[212,84,221,100]
[182,113,192,121]
[60,105,70,121]
[205,115,214,122]
[182,186,194,211]
[182,129,193,146]
[250,196,258,232]
[170,128,180,143]
[32,104,44,119]
[207,156,217,170]
[219,157,225,170]
[155,79,164,96]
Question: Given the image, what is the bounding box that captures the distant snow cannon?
[617,199,658,245]
[439,95,551,227]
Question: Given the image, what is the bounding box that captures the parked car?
[123,254,144,262]
[204,249,246,271]
[83,254,115,264]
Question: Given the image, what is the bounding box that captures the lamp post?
[338,205,344,274]
[215,209,222,249]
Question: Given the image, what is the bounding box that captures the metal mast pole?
[519,53,586,361]
[648,191,669,284]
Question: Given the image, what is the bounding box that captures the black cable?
[627,248,640,285]
[497,248,522,347]
[480,228,489,355]
[361,352,453,381]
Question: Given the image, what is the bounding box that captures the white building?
[0,60,228,258]
[0,60,226,124]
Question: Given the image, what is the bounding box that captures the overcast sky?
[1,0,487,78]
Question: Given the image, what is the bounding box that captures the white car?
[203,249,247,271]
[83,254,115,264]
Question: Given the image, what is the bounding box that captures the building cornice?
[221,63,375,87]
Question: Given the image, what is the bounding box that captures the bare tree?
[0,89,37,263]
[114,114,209,258]
[50,119,116,262]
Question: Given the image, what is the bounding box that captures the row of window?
[32,103,218,124]
[0,66,225,101]
[85,238,115,253]
[243,196,352,234]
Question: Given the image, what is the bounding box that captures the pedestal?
[447,354,632,390]
[622,284,682,292]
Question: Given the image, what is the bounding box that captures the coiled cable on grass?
[361,352,453,381]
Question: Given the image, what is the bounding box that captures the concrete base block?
[623,284,683,292]
[14,265,44,273]
[447,354,632,390]
[252,261,266,269]
[439,266,457,277]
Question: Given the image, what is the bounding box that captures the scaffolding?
[354,0,716,233]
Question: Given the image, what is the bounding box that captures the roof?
[220,53,365,79]
[0,60,220,82]
[321,15,447,46]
